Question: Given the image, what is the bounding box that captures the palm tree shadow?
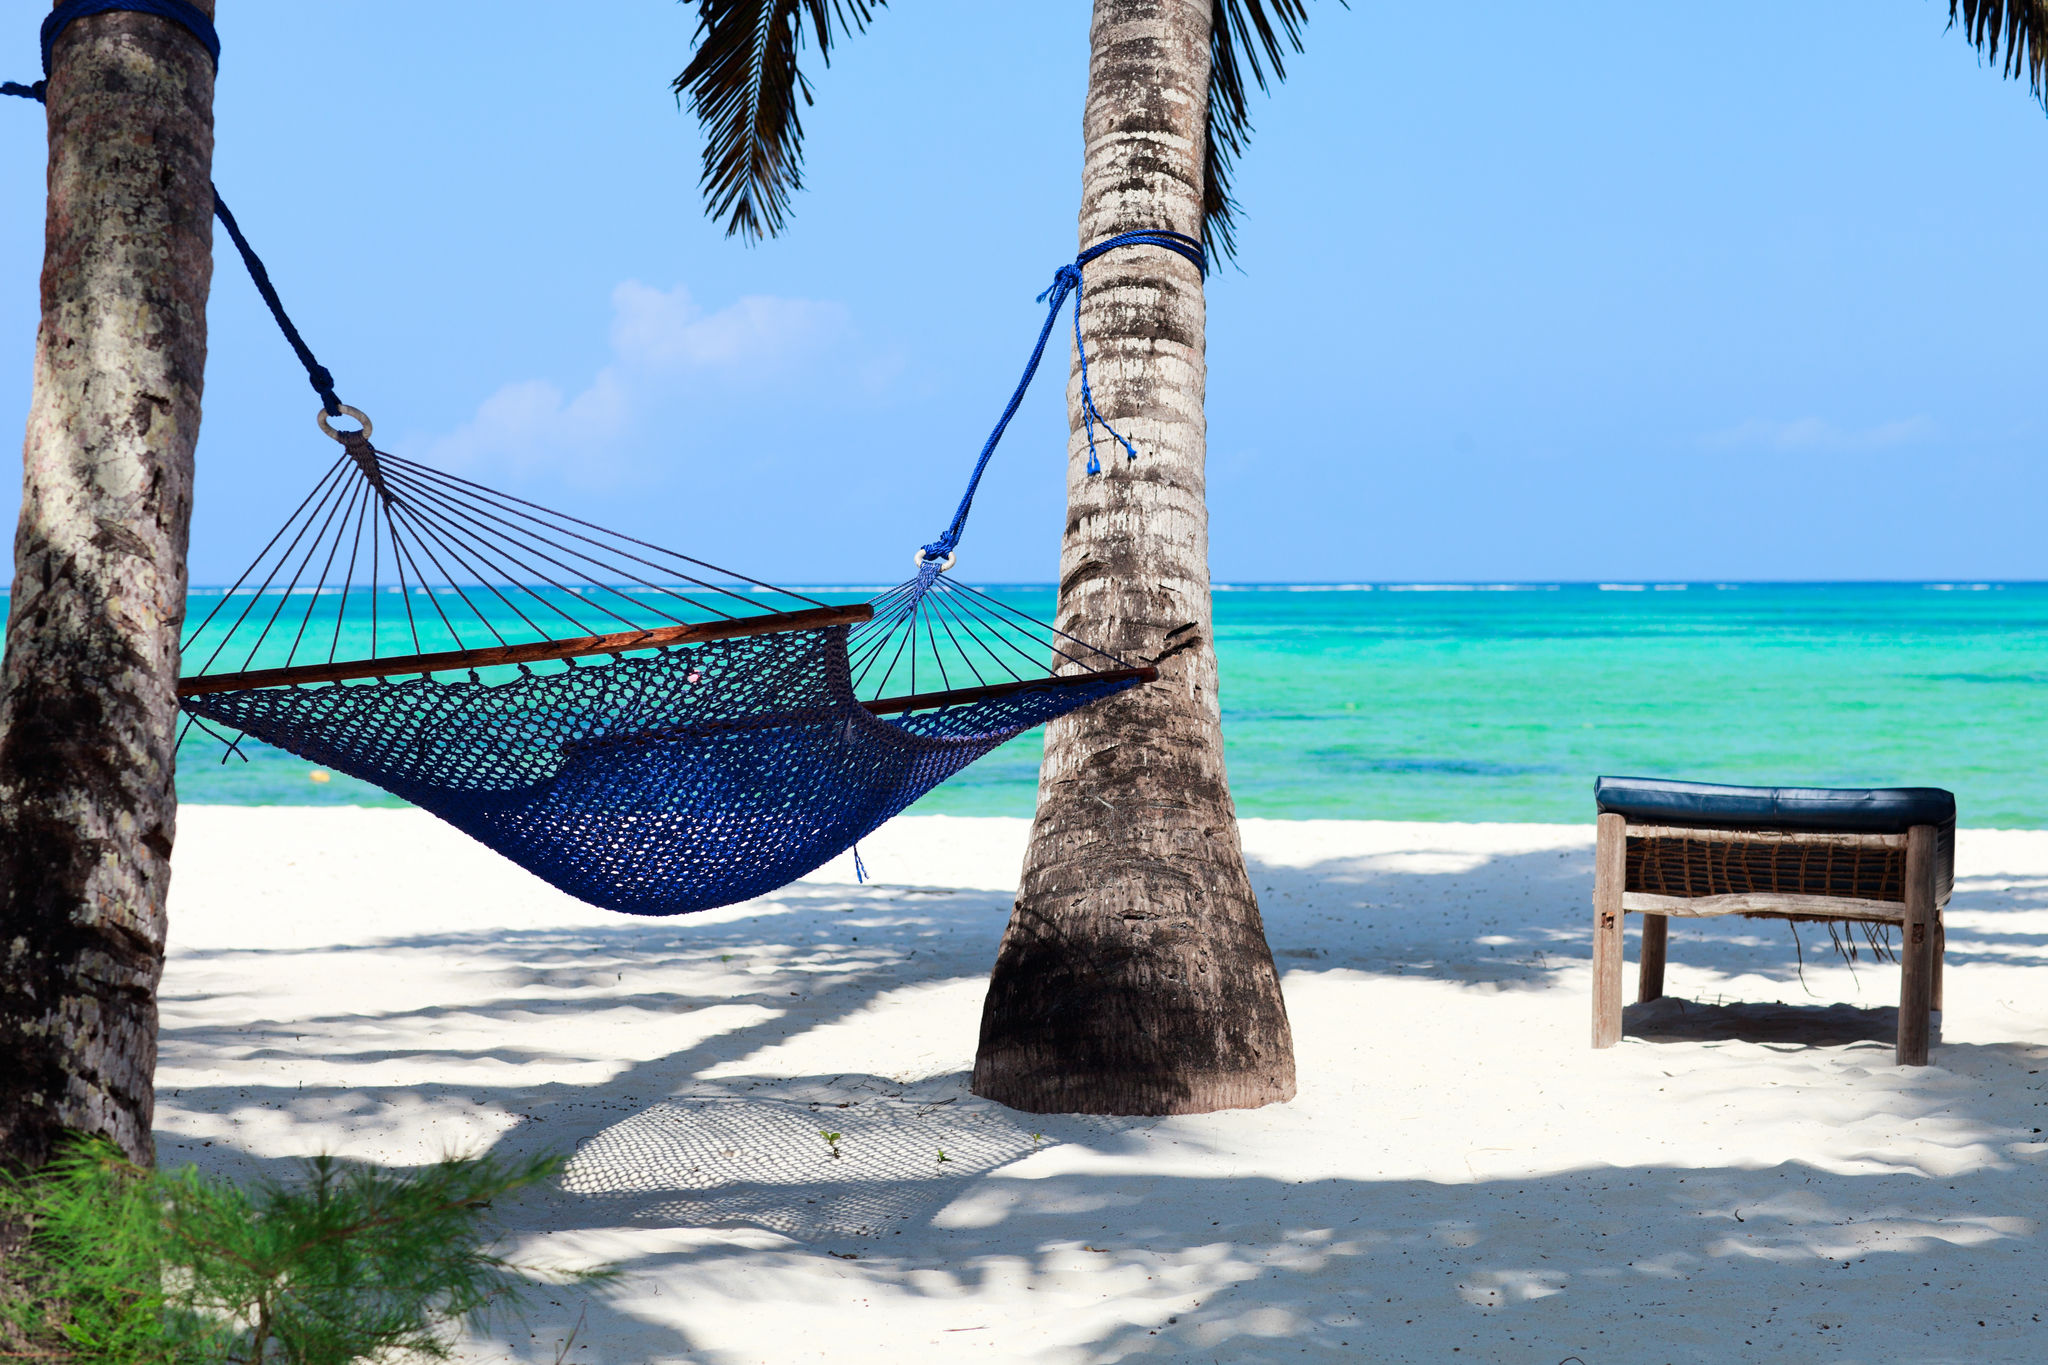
[1244,838,1596,990]
[488,1140,2048,1363]
[153,832,2048,1360]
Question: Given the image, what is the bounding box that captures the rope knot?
[925,230,1201,546]
[1036,263,1081,305]
[307,365,341,414]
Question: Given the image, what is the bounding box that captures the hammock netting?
[177,432,1151,916]
[185,620,1137,916]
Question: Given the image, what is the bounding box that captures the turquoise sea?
[158,582,2048,828]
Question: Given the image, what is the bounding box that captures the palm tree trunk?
[971,0,1296,1115]
[0,2,215,1169]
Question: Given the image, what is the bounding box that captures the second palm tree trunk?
[972,0,1296,1116]
[0,2,215,1167]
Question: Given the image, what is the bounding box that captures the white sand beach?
[158,807,2048,1363]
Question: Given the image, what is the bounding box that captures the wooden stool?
[1590,777,1956,1066]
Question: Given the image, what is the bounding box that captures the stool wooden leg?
[1932,912,1945,1015]
[1897,824,1936,1067]
[1593,813,1626,1048]
[1638,914,1668,1003]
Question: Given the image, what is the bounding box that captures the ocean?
[157,582,2047,828]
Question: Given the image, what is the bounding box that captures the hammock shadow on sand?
[554,1083,1136,1242]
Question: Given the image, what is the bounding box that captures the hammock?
[175,432,1155,916]
[10,3,1204,916]
[177,199,1195,915]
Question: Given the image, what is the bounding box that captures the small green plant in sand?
[820,1131,842,1160]
[935,1149,949,1165]
[0,1135,609,1364]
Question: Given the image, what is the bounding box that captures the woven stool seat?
[1589,775,1957,1066]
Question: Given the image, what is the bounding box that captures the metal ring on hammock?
[913,549,956,571]
[315,404,373,443]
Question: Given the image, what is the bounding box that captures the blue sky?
[3,0,2045,585]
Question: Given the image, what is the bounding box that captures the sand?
[157,807,2048,1363]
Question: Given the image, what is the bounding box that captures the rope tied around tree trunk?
[919,229,1206,564]
[40,0,219,73]
[9,1,348,418]
[4,0,216,100]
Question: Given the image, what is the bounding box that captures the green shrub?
[0,1137,608,1364]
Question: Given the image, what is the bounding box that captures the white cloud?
[607,282,845,372]
[1700,415,1938,453]
[420,282,853,482]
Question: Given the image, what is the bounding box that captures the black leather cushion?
[1595,776,1956,833]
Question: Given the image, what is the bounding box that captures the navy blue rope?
[41,0,219,75]
[7,0,217,98]
[8,3,344,416]
[211,192,343,415]
[922,230,1206,563]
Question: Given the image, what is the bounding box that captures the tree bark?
[971,0,1296,1115]
[0,2,215,1169]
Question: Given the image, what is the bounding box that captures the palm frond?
[673,0,885,240]
[1207,0,1331,261]
[1949,1,2048,104]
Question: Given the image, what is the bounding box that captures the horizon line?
[5,578,2044,595]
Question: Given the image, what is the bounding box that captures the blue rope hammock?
[10,4,1205,916]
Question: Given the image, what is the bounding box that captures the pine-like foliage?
[0,1137,605,1364]
[671,0,1337,260]
[0,1141,227,1361]
[1950,1,2048,103]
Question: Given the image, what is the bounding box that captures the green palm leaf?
[673,0,884,240]
[674,1,1334,258]
[1207,0,1323,261]
[1950,1,2048,103]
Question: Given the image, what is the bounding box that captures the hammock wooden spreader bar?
[862,665,1156,717]
[176,603,874,697]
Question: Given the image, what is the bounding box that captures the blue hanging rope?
[7,1,345,417]
[7,1,219,98]
[211,193,344,416]
[921,229,1206,564]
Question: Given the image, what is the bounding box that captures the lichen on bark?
[0,3,216,1170]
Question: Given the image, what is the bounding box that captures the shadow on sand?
[154,835,2048,1361]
